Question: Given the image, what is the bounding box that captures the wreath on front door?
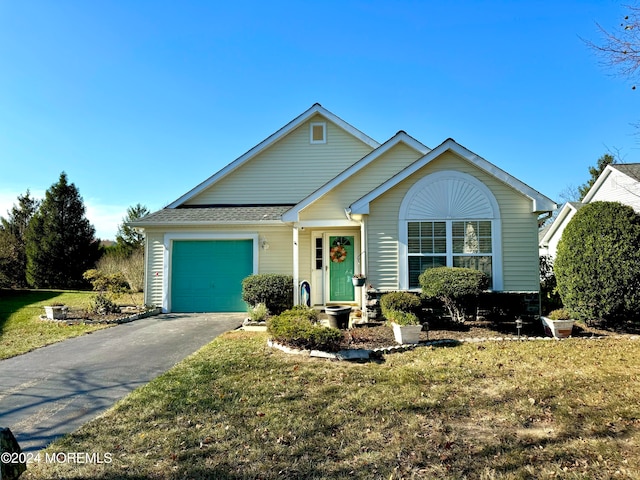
[330,245,348,263]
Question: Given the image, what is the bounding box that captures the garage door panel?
[171,240,253,312]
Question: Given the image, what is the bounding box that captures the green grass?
[25,332,640,479]
[0,289,112,359]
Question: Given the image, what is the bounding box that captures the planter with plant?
[387,310,423,344]
[352,274,366,287]
[540,308,574,338]
[380,291,423,344]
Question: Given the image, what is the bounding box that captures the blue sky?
[1,0,638,240]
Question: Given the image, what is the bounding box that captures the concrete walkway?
[0,313,244,451]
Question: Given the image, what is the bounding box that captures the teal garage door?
[171,240,253,312]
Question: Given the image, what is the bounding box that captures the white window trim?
[310,122,326,144]
[398,171,503,290]
[162,232,259,313]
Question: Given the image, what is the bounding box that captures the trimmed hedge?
[267,308,342,352]
[420,267,489,323]
[242,274,293,315]
[380,291,421,317]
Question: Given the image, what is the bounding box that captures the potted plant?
[388,310,423,344]
[352,273,366,287]
[44,303,68,320]
[540,308,574,338]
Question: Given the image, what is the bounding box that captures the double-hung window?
[407,220,493,289]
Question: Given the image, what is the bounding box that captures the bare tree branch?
[583,4,640,88]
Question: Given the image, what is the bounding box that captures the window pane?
[434,222,446,236]
[434,237,446,253]
[420,222,433,236]
[452,221,464,236]
[479,238,492,253]
[408,238,420,253]
[409,256,446,289]
[408,222,420,237]
[452,238,464,253]
[480,221,491,235]
[453,256,492,288]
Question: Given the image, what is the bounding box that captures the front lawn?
[25,332,640,479]
[0,290,114,359]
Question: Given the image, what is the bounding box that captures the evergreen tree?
[115,203,149,255]
[25,172,101,289]
[0,191,39,287]
[578,153,616,200]
[555,201,640,325]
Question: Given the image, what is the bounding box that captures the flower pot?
[325,306,351,329]
[540,316,574,339]
[44,305,67,320]
[352,277,366,287]
[392,323,423,344]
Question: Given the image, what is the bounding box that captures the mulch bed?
[44,306,156,325]
[339,319,618,351]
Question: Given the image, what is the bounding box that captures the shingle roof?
[129,205,292,227]
[611,163,640,182]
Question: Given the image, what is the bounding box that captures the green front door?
[329,235,355,302]
[171,240,253,312]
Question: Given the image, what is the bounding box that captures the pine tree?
[25,173,101,289]
[0,191,39,287]
[578,153,615,200]
[115,203,149,255]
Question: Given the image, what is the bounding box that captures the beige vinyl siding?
[301,143,423,221]
[590,170,640,212]
[366,152,540,291]
[144,231,165,308]
[185,115,374,206]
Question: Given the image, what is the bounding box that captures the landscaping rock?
[1,427,26,480]
[336,349,371,361]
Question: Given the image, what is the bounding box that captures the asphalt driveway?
[0,313,244,452]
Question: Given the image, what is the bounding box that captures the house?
[540,163,640,259]
[130,104,557,316]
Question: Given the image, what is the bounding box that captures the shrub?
[540,255,562,314]
[380,291,421,318]
[385,310,420,326]
[83,269,128,295]
[242,274,293,315]
[283,305,319,322]
[88,293,121,315]
[267,308,341,352]
[419,267,489,323]
[548,308,572,320]
[248,303,269,322]
[555,202,640,325]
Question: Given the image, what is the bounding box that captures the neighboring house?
[540,164,640,259]
[131,104,557,314]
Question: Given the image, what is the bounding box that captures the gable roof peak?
[167,104,381,208]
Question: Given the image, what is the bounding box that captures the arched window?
[398,171,503,290]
